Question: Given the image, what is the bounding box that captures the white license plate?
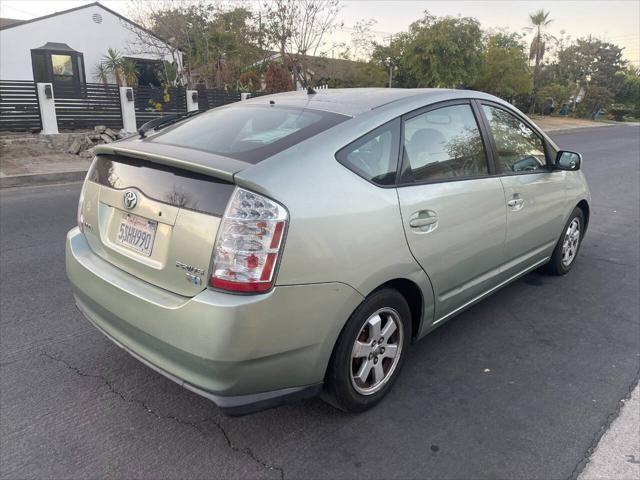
[116,213,157,256]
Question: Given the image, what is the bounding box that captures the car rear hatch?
[79,145,246,297]
[78,102,349,297]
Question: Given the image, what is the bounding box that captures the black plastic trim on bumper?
[77,303,323,416]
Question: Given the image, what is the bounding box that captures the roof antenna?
[307,86,316,95]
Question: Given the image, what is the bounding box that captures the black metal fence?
[54,83,123,131]
[133,85,188,128]
[0,80,266,133]
[0,80,42,132]
[197,86,242,111]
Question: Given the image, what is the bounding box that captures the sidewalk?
[579,384,640,480]
[0,116,622,188]
[530,115,619,133]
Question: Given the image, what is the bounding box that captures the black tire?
[322,288,411,413]
[545,207,585,275]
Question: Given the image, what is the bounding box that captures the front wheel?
[322,288,411,412]
[545,207,585,275]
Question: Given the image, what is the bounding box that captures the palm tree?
[94,63,109,85]
[102,48,124,86]
[120,59,139,87]
[527,9,553,112]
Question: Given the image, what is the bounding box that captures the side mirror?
[556,150,582,171]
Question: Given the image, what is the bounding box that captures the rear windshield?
[149,104,349,163]
[88,155,235,217]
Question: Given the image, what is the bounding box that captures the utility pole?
[385,34,393,88]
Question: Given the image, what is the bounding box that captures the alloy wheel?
[561,218,581,267]
[350,307,404,395]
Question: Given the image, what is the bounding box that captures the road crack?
[41,351,285,480]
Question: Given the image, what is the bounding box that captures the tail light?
[77,185,86,232]
[210,188,288,293]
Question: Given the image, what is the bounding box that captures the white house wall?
[0,4,180,82]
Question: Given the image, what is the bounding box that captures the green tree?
[371,12,483,88]
[527,9,554,112]
[405,13,483,87]
[557,37,627,89]
[473,32,532,101]
[614,68,640,110]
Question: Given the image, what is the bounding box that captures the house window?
[127,57,162,87]
[52,54,74,84]
[52,55,73,76]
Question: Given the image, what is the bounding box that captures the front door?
[479,103,566,278]
[396,102,507,323]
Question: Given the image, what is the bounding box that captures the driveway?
[1,125,638,480]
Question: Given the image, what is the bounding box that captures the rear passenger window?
[402,104,488,183]
[336,119,400,186]
[482,105,547,173]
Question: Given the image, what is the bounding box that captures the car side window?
[336,118,400,186]
[482,105,547,174]
[401,104,489,183]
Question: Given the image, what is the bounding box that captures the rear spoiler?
[94,142,250,183]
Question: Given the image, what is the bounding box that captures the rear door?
[477,103,566,277]
[396,101,507,323]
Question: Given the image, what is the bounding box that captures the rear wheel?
[545,207,585,275]
[323,288,411,412]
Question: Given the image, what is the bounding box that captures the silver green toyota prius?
[66,88,590,415]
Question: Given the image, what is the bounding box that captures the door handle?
[507,194,524,209]
[409,210,438,232]
[409,216,438,228]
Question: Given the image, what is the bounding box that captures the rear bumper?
[66,228,363,414]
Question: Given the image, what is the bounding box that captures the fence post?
[119,87,137,133]
[36,83,58,134]
[240,92,251,101]
[186,90,199,112]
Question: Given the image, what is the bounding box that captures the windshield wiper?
[138,110,203,138]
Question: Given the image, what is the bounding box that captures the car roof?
[243,88,458,117]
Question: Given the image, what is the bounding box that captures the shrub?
[265,63,293,94]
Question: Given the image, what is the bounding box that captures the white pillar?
[240,92,251,101]
[36,83,58,135]
[119,87,137,133]
[186,90,199,112]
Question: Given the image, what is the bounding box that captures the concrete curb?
[545,124,627,136]
[0,170,87,189]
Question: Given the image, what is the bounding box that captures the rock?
[100,133,113,143]
[88,133,102,141]
[104,128,118,139]
[67,135,93,154]
[79,147,95,159]
[94,125,107,133]
[67,139,83,154]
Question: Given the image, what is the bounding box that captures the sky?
[1,0,639,66]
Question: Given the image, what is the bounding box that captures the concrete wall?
[0,4,181,83]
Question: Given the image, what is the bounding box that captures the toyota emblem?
[123,190,138,210]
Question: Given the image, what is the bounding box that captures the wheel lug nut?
[379,336,384,343]
[373,358,378,364]
[380,347,385,354]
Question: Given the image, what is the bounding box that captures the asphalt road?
[1,125,639,480]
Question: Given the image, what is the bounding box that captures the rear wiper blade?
[137,110,203,138]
